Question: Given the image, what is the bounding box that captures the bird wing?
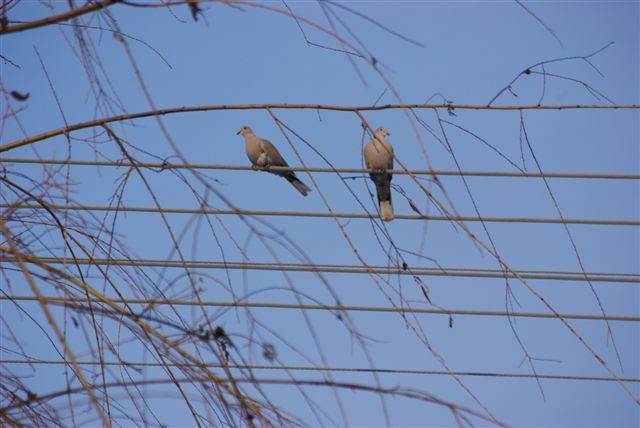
[260,139,289,166]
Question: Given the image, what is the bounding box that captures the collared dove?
[236,126,311,196]
[364,126,394,221]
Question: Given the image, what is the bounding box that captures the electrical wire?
[1,359,637,383]
[2,158,638,180]
[3,203,637,226]
[2,256,637,283]
[2,295,638,321]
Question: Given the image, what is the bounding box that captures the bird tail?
[379,199,394,222]
[372,173,393,221]
[286,174,311,196]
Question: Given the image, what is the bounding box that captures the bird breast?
[364,139,392,169]
[245,138,265,166]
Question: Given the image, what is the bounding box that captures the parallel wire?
[2,256,638,283]
[2,158,639,180]
[3,203,638,226]
[1,359,638,383]
[3,295,638,322]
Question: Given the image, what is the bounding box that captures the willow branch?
[1,103,637,153]
[0,0,120,35]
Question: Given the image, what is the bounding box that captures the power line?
[1,359,637,383]
[2,256,637,283]
[2,158,638,180]
[3,203,638,226]
[3,295,638,322]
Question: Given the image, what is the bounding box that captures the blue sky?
[1,1,639,426]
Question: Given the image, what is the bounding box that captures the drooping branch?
[0,0,120,35]
[1,103,637,153]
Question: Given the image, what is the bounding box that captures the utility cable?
[2,158,638,180]
[2,295,638,322]
[1,359,637,383]
[2,256,638,283]
[3,203,637,226]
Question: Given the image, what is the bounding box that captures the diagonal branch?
[0,0,119,35]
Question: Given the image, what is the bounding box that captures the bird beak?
[236,130,241,135]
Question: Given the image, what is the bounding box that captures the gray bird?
[237,126,311,196]
[364,126,394,221]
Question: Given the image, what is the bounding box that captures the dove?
[237,126,311,196]
[364,126,394,221]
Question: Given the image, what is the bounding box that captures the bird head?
[374,126,390,138]
[237,126,253,136]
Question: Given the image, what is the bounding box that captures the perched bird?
[364,126,394,221]
[236,126,311,196]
